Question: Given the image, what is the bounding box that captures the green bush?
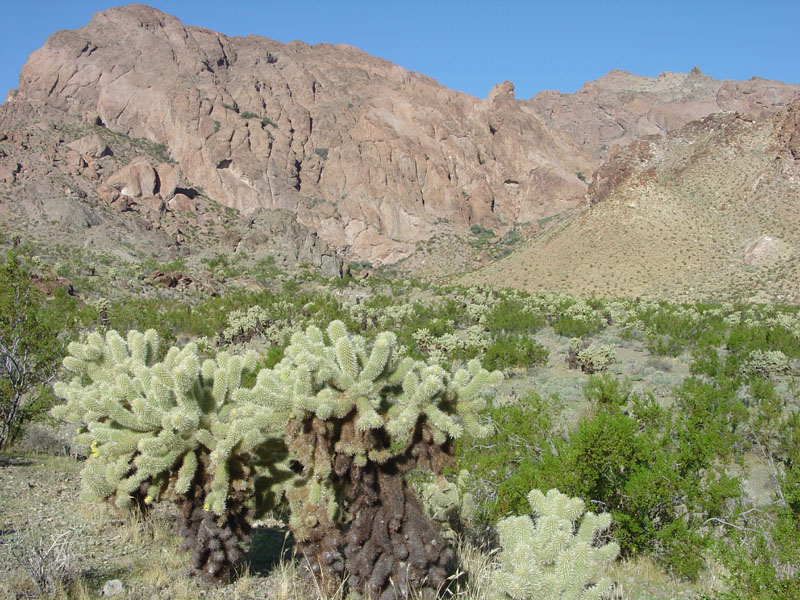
[483,334,548,372]
[0,251,68,448]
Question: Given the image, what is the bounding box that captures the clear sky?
[3,1,799,102]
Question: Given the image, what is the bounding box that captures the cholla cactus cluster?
[220,303,297,346]
[741,349,792,378]
[491,489,619,600]
[53,321,502,596]
[52,329,288,579]
[238,320,502,597]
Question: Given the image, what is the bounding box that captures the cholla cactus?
[567,340,615,374]
[419,469,476,537]
[237,320,502,598]
[52,329,288,580]
[741,349,792,378]
[491,489,619,600]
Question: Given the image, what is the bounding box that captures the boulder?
[156,162,180,200]
[67,133,112,158]
[167,192,194,212]
[106,159,157,197]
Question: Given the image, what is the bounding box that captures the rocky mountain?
[470,100,800,302]
[1,4,593,264]
[1,3,799,284]
[527,67,800,162]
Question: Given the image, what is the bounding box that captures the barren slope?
[470,102,800,302]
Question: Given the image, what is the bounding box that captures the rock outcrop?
[471,102,800,302]
[2,4,592,263]
[527,68,800,161]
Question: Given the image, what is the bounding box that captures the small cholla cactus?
[491,489,619,600]
[52,329,290,581]
[741,349,792,378]
[567,340,615,374]
[419,469,476,536]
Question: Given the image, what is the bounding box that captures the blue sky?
[3,1,799,102]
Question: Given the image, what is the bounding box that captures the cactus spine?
[52,329,289,580]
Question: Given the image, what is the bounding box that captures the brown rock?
[106,159,157,197]
[1,4,798,268]
[67,133,112,158]
[527,69,800,161]
[139,195,166,215]
[156,162,180,200]
[96,183,119,204]
[0,163,18,183]
[4,4,595,263]
[167,192,194,212]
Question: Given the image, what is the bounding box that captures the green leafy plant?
[0,250,64,448]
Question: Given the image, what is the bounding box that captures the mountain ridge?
[1,3,799,297]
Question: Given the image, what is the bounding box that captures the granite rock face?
[527,68,800,161]
[4,4,592,263]
[2,5,799,268]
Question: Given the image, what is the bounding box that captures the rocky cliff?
[471,101,800,301]
[1,4,592,264]
[2,4,799,272]
[527,67,800,161]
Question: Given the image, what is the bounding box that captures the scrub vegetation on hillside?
[1,247,799,599]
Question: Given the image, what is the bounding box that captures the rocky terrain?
[3,3,799,272]
[527,67,800,161]
[1,4,594,265]
[471,100,800,301]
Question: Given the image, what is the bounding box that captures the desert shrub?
[8,523,78,595]
[645,333,685,357]
[455,391,557,522]
[582,374,631,407]
[491,489,618,600]
[552,314,605,338]
[1,250,68,448]
[483,334,548,372]
[462,378,742,580]
[485,298,546,334]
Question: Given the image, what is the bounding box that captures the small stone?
[102,579,124,596]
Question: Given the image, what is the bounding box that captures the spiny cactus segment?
[491,488,619,600]
[52,329,290,580]
[237,320,502,598]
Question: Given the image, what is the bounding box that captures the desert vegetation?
[1,246,800,599]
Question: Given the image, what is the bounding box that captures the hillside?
[0,4,592,265]
[527,67,800,161]
[2,3,799,277]
[470,101,800,302]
